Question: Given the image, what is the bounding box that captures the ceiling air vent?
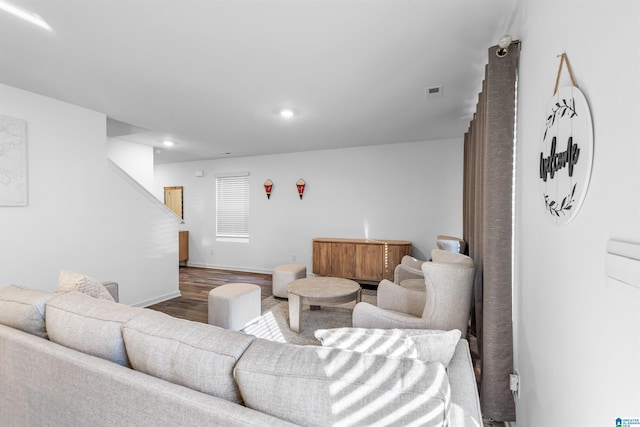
[426,85,443,100]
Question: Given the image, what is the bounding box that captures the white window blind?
[216,173,249,240]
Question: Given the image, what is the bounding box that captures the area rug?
[242,289,377,346]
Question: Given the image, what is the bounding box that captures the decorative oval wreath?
[538,85,593,225]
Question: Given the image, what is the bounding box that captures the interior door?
[164,186,183,219]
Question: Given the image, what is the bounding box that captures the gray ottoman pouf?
[208,283,261,331]
[272,264,306,298]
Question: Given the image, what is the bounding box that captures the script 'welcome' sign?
[539,85,593,225]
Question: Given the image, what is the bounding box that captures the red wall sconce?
[296,178,306,200]
[264,179,273,199]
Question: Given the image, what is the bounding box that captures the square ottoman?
[208,283,261,331]
[272,264,306,298]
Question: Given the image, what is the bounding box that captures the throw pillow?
[314,327,461,367]
[58,270,114,302]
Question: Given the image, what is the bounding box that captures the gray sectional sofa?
[0,284,482,426]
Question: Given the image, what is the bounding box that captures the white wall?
[154,138,463,273]
[0,83,180,306]
[107,137,155,192]
[513,1,640,425]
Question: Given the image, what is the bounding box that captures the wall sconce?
[264,179,273,199]
[496,34,513,57]
[296,178,306,200]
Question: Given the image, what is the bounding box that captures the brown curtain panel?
[463,43,519,422]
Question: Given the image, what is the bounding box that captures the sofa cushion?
[122,310,255,404]
[58,270,115,302]
[234,339,450,426]
[314,327,461,367]
[0,285,57,338]
[45,292,143,367]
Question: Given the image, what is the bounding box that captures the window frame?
[215,172,250,242]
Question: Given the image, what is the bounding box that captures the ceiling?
[0,0,518,164]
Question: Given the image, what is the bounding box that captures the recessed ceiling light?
[279,108,297,118]
[162,140,175,147]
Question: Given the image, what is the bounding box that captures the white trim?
[186,262,272,275]
[216,237,249,243]
[107,159,183,224]
[131,290,182,308]
[215,171,250,178]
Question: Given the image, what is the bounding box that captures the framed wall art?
[0,115,28,206]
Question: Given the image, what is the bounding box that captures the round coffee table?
[287,277,361,333]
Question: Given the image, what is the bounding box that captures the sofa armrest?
[447,339,482,426]
[101,282,119,303]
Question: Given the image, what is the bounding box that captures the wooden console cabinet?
[312,238,412,282]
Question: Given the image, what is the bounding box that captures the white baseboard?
[186,262,273,275]
[131,290,181,308]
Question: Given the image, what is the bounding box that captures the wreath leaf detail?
[544,184,577,217]
[544,97,578,142]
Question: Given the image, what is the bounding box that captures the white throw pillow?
[314,327,461,367]
[58,270,114,302]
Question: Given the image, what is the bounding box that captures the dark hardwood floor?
[148,267,273,324]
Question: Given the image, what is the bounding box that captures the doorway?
[164,186,183,219]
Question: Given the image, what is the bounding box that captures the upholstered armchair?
[394,235,466,291]
[353,250,476,336]
[393,255,427,291]
[436,235,466,254]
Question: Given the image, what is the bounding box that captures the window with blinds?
[216,173,249,241]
